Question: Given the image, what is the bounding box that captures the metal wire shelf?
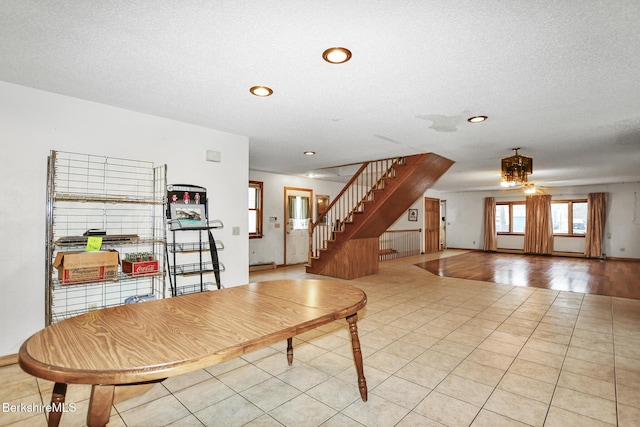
[46,150,167,325]
[169,262,225,276]
[167,240,224,253]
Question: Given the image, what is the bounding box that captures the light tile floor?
[2,251,640,426]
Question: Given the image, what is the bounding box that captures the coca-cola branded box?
[121,259,159,276]
[53,250,119,285]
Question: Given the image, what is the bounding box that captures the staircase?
[306,153,454,279]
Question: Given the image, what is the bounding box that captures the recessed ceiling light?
[250,86,273,97]
[304,151,316,156]
[322,47,352,64]
[467,115,488,123]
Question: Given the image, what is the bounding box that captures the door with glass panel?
[284,187,313,265]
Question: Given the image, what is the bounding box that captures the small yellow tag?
[86,236,103,252]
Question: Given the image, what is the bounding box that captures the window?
[552,200,587,236]
[512,204,526,233]
[496,204,510,232]
[287,195,310,230]
[249,181,263,238]
[496,202,526,234]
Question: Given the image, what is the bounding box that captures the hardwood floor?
[416,251,640,299]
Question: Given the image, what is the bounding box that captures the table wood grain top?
[19,279,367,385]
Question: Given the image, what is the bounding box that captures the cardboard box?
[53,250,119,285]
[121,259,159,276]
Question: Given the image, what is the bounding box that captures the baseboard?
[496,249,586,258]
[493,249,640,261]
[495,248,523,255]
[0,353,18,367]
[605,256,640,262]
[249,262,277,272]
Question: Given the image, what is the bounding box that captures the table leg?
[346,313,368,401]
[86,384,115,427]
[47,382,67,427]
[287,337,293,365]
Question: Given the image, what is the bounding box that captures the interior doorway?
[284,187,313,265]
[424,197,441,253]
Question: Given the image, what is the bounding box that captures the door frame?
[283,186,314,266]
[440,199,447,250]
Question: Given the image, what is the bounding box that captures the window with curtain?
[249,181,263,238]
[287,195,310,230]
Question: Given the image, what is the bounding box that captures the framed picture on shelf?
[408,209,418,222]
[166,184,207,219]
[170,204,207,229]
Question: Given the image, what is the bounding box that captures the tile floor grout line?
[537,288,579,427]
[611,296,620,427]
[463,287,547,427]
[540,291,618,426]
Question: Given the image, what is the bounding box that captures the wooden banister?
[308,157,405,263]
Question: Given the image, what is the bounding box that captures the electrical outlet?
[88,303,97,310]
[232,226,240,235]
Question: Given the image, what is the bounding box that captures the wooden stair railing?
[308,157,405,265]
[306,153,454,278]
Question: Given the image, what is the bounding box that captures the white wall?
[442,183,640,258]
[0,82,249,356]
[248,171,345,266]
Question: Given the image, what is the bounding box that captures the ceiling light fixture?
[249,86,273,97]
[467,115,488,123]
[524,183,537,194]
[322,47,352,64]
[501,147,533,187]
[304,151,316,156]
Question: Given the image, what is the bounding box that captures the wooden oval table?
[19,279,368,427]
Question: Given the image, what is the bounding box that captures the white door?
[285,188,312,265]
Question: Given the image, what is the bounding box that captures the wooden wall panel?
[317,238,379,280]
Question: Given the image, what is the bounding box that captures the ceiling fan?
[503,182,549,195]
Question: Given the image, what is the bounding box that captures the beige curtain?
[585,192,607,258]
[483,197,497,251]
[288,196,309,219]
[524,194,553,255]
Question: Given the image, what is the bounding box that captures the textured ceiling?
[1,0,639,191]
